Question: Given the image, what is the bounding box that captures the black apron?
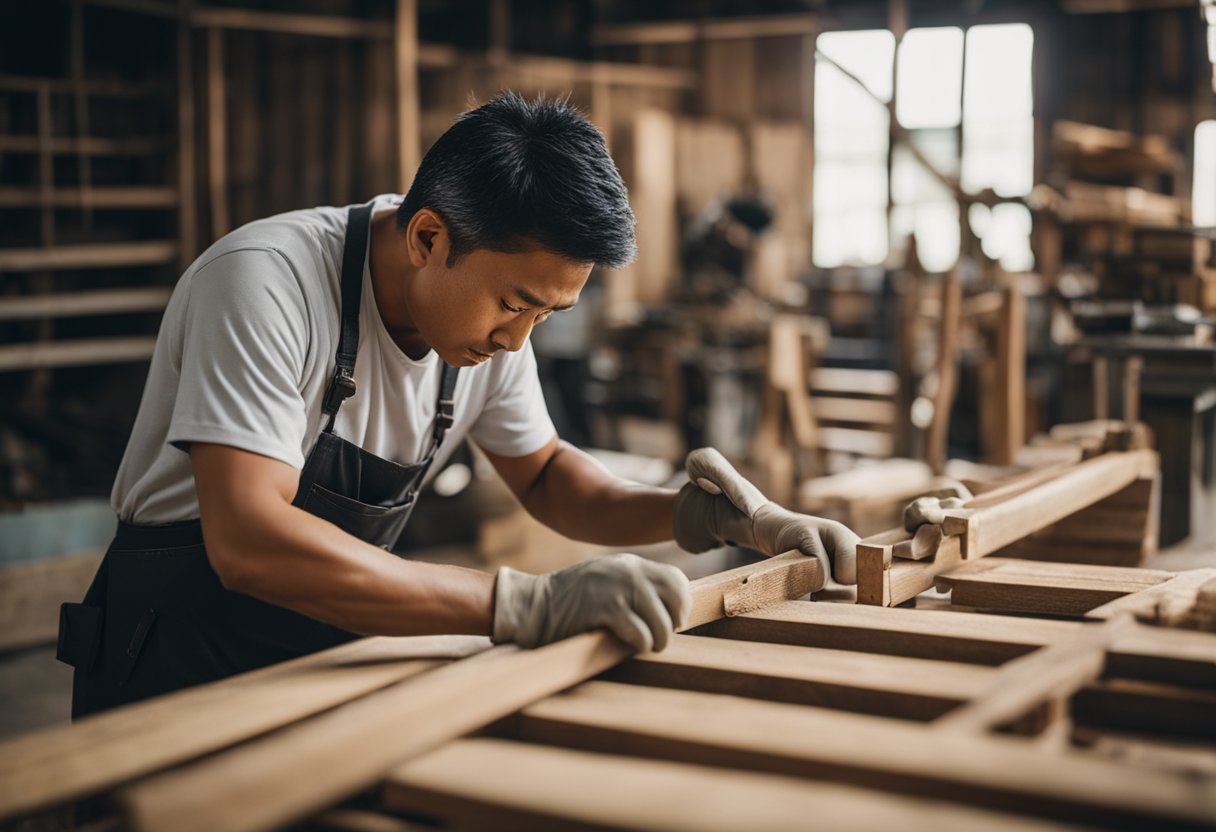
[58,204,460,719]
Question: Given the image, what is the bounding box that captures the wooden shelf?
[0,337,157,372]
[0,135,168,156]
[0,288,172,321]
[0,241,177,271]
[0,187,178,209]
[0,74,168,98]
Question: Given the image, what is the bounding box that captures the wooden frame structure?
[2,543,1215,831]
[856,447,1160,607]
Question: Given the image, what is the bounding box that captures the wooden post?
[177,0,198,269]
[206,27,229,239]
[395,0,420,191]
[993,285,1026,464]
[926,271,962,472]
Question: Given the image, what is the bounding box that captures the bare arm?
[480,437,678,546]
[190,443,494,637]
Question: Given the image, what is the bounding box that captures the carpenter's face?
[405,213,590,367]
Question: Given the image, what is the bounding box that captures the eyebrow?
[515,287,575,312]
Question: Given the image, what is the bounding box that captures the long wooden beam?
[857,450,1158,606]
[604,633,992,721]
[721,599,1216,690]
[0,635,490,823]
[515,681,1216,829]
[384,737,1075,832]
[934,558,1172,615]
[694,599,1216,687]
[117,552,823,832]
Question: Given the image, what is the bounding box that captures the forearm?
[520,442,678,546]
[203,500,494,637]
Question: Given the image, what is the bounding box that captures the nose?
[490,315,534,353]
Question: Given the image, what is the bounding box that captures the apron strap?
[323,203,374,431]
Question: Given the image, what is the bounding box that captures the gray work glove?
[672,447,861,585]
[492,553,691,653]
[903,481,975,532]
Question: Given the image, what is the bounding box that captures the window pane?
[815,161,890,212]
[1195,120,1216,227]
[817,30,896,103]
[897,27,964,129]
[962,118,1034,197]
[982,203,1035,271]
[914,201,960,273]
[964,24,1034,120]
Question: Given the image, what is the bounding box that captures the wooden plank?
[691,599,1079,665]
[515,681,1216,829]
[810,367,898,397]
[176,7,197,269]
[0,187,178,208]
[206,27,229,239]
[384,737,1076,832]
[0,338,157,372]
[993,287,1026,465]
[927,272,962,472]
[190,6,393,39]
[604,633,992,721]
[0,635,490,823]
[0,242,178,271]
[697,599,1216,687]
[935,558,1172,615]
[857,532,963,606]
[812,396,897,426]
[0,289,172,321]
[816,426,895,457]
[933,615,1135,734]
[0,136,166,156]
[1088,568,1216,623]
[394,0,419,190]
[0,551,103,651]
[116,553,823,832]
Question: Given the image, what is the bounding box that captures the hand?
[491,553,691,653]
[903,481,974,532]
[672,447,861,585]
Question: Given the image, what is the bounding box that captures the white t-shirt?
[113,195,556,524]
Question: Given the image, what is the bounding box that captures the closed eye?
[501,299,525,313]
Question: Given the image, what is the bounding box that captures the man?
[58,93,859,719]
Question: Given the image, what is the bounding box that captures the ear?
[405,208,450,269]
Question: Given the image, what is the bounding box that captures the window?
[1195,120,1216,227]
[812,22,1035,272]
[813,30,895,268]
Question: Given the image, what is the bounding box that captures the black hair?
[396,92,636,269]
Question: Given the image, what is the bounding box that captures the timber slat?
[384,738,1079,832]
[0,635,490,822]
[516,681,1216,830]
[604,633,992,721]
[0,288,173,320]
[936,558,1172,615]
[0,241,178,272]
[0,337,157,372]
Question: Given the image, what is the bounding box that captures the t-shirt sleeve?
[166,248,311,469]
[468,341,557,457]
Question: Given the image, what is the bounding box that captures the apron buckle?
[323,366,357,414]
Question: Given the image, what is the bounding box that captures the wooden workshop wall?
[197,29,400,246]
[1043,7,1215,197]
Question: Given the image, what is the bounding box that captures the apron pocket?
[302,483,415,544]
